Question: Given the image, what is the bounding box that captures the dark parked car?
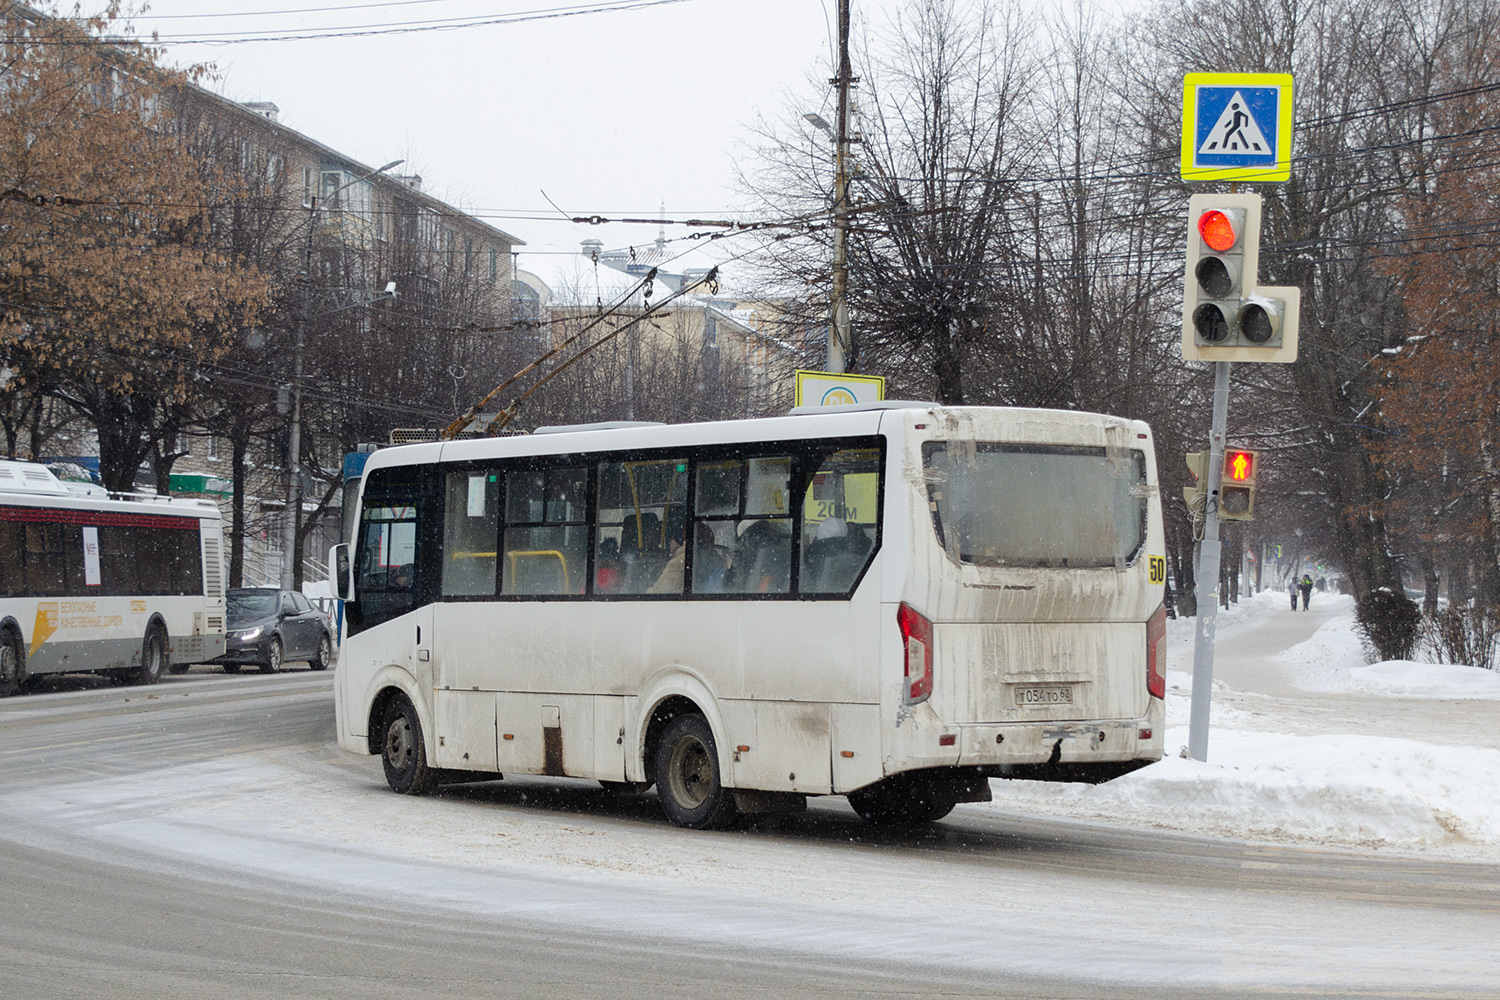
[215,588,332,673]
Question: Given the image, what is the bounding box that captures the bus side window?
[598,458,687,596]
[717,456,792,595]
[442,471,499,597]
[502,466,587,596]
[799,449,881,594]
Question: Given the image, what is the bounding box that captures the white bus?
[0,460,227,694]
[330,403,1166,828]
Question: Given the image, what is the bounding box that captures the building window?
[322,171,346,210]
[206,435,220,462]
[489,248,498,281]
[302,166,315,207]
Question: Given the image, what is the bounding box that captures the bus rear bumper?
[951,701,1165,779]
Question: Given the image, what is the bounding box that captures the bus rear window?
[922,442,1147,569]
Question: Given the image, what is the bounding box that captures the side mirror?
[330,543,355,601]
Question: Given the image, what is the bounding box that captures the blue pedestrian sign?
[1181,73,1293,183]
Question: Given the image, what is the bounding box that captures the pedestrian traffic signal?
[1219,446,1258,521]
[1181,192,1300,363]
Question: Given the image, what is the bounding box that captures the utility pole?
[828,0,853,374]
[281,158,403,590]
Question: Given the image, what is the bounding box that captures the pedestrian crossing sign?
[1181,73,1293,183]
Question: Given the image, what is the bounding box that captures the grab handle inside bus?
[330,544,354,602]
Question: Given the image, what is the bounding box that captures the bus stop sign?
[1181,73,1294,183]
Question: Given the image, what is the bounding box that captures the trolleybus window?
[800,448,881,594]
[442,471,499,597]
[922,443,1147,568]
[502,466,587,596]
[596,458,687,596]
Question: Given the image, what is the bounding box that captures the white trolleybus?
[330,403,1166,828]
[0,460,227,694]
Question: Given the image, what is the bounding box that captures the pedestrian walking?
[1288,578,1299,610]
[1299,574,1314,610]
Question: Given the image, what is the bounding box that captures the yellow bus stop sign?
[794,370,886,407]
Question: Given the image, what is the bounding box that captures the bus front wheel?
[381,694,438,795]
[848,774,958,825]
[653,714,738,830]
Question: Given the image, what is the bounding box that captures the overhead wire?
[6,0,695,46]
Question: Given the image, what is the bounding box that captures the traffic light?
[1183,450,1208,515]
[1218,447,1259,521]
[1181,192,1300,363]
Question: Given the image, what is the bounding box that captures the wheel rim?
[145,635,162,678]
[0,643,16,687]
[317,636,329,664]
[666,734,713,810]
[385,713,414,774]
[269,641,281,671]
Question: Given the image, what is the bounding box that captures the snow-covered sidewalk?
[975,590,1500,860]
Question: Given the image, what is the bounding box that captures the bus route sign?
[1181,72,1294,183]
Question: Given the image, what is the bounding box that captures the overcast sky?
[107,0,837,290]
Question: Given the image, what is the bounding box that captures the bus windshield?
[922,442,1147,569]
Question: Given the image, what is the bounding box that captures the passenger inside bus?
[728,517,792,594]
[802,516,872,592]
[595,537,623,593]
[691,522,732,593]
[647,517,688,594]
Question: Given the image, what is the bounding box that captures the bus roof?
[0,459,222,520]
[360,404,1153,476]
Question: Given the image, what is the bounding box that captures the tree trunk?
[230,431,249,589]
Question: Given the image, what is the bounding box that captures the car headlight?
[235,626,264,641]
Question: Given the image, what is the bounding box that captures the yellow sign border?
[1181,73,1294,183]
[793,370,886,407]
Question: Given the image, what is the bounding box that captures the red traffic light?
[1197,209,1240,253]
[1224,449,1256,482]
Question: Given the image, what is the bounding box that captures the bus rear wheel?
[381,694,438,795]
[848,774,959,825]
[653,714,738,830]
[0,628,23,697]
[132,625,167,686]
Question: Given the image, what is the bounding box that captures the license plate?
[1015,685,1074,706]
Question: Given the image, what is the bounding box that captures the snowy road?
[1,604,1497,998]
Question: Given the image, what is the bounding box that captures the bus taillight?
[1146,604,1167,700]
[898,602,933,704]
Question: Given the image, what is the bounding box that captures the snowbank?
[977,591,1500,859]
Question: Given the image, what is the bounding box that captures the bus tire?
[132,624,167,686]
[653,714,738,830]
[309,634,331,671]
[0,627,23,697]
[260,637,283,674]
[381,694,438,795]
[848,774,958,825]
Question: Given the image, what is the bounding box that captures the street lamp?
[281,158,403,589]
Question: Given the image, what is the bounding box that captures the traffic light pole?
[1188,359,1232,761]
